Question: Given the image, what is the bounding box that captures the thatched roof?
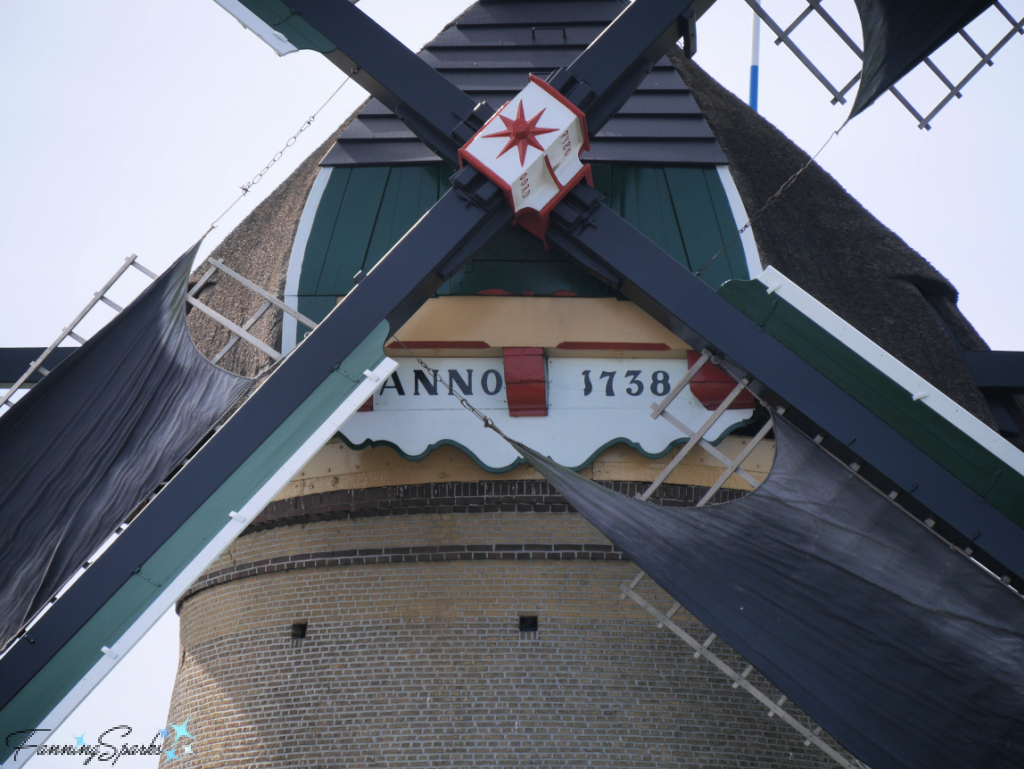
[668,51,1006,432]
[185,100,368,378]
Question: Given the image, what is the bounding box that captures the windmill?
[1,1,1023,767]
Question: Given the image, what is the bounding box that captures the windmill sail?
[511,417,1024,769]
[0,246,251,650]
[851,0,996,116]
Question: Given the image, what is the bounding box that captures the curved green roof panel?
[287,163,756,348]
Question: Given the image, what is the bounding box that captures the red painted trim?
[386,341,490,349]
[529,74,590,152]
[515,164,593,245]
[686,350,759,410]
[457,100,509,168]
[504,347,547,417]
[543,155,565,191]
[557,342,673,351]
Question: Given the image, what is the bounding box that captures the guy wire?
[390,337,513,442]
[695,118,848,277]
[203,75,354,238]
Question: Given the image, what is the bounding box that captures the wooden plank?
[207,258,318,330]
[298,167,351,295]
[456,1,623,26]
[427,23,606,48]
[317,166,391,295]
[367,166,439,270]
[445,261,611,297]
[704,168,751,280]
[664,167,733,289]
[619,164,642,231]
[653,167,690,269]
[186,297,282,361]
[640,167,688,268]
[361,167,404,271]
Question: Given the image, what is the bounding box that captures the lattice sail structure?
[745,0,1024,127]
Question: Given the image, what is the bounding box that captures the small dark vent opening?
[519,616,538,633]
[291,622,308,639]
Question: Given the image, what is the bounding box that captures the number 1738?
[581,369,670,397]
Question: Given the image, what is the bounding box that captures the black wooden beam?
[960,350,1024,394]
[289,0,705,161]
[0,348,76,388]
[547,182,1024,584]
[548,0,700,132]
[287,0,493,165]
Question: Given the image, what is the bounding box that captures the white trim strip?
[753,266,1024,476]
[716,166,762,279]
[3,357,398,768]
[211,0,298,56]
[283,168,332,354]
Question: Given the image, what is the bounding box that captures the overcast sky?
[2,0,1022,764]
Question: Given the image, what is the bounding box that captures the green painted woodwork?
[364,165,452,271]
[718,279,1024,530]
[292,297,336,349]
[436,225,614,297]
[317,167,391,294]
[301,167,449,298]
[703,172,749,283]
[299,167,353,295]
[296,164,752,312]
[0,323,390,763]
[236,0,335,53]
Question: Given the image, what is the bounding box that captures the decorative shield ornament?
[458,75,592,242]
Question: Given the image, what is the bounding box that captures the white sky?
[1,0,1022,765]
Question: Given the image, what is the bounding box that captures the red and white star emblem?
[482,100,558,166]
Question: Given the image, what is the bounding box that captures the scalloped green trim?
[337,411,760,474]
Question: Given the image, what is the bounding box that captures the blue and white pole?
[749,0,761,112]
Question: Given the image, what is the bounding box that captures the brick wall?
[169,482,853,768]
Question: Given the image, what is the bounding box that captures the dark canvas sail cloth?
[510,418,1024,769]
[0,246,251,649]
[851,0,994,117]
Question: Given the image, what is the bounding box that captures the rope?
[694,118,847,277]
[390,337,513,442]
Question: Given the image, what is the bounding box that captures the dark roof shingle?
[322,0,724,167]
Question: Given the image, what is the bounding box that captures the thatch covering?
[668,51,1005,432]
[186,101,368,378]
